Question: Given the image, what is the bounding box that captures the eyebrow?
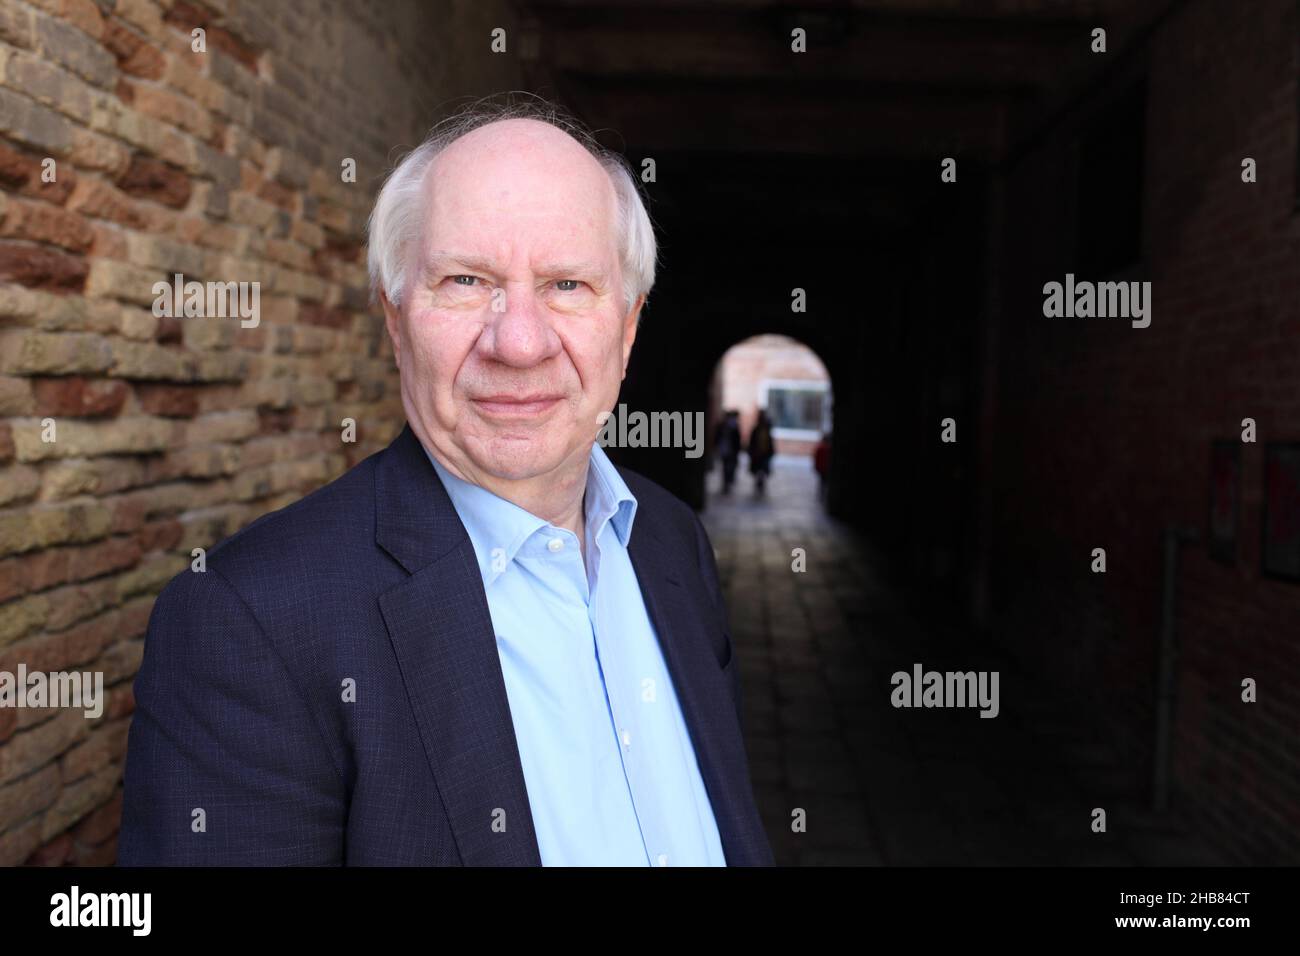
[422,251,608,279]
[421,252,495,278]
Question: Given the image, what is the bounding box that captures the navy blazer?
[118,423,774,866]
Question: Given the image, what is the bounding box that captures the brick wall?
[0,0,520,865]
[988,0,1300,863]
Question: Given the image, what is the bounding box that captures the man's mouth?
[470,394,564,418]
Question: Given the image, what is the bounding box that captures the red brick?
[0,242,88,293]
[324,235,363,263]
[116,154,192,208]
[66,178,149,229]
[72,790,122,845]
[208,119,227,150]
[43,586,102,633]
[136,383,199,417]
[133,518,181,553]
[109,497,147,534]
[62,721,129,782]
[132,83,213,140]
[0,141,39,189]
[0,201,94,252]
[258,407,295,433]
[299,301,350,329]
[68,536,142,581]
[62,0,105,41]
[165,1,259,72]
[119,598,151,635]
[32,376,129,417]
[26,833,73,867]
[0,548,66,602]
[101,21,165,80]
[257,178,295,211]
[106,685,134,720]
[155,315,182,344]
[209,27,259,71]
[0,619,109,673]
[88,222,126,259]
[233,323,266,351]
[0,141,76,204]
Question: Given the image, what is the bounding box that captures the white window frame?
[758,378,832,441]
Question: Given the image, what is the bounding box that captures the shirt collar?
[422,439,638,586]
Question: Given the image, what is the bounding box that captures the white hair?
[366,95,657,321]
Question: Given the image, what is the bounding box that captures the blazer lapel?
[627,518,774,866]
[374,424,542,866]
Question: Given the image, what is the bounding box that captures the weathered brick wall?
[0,0,520,865]
[989,0,1300,863]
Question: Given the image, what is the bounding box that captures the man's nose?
[477,282,562,368]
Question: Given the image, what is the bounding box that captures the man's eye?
[450,275,479,286]
[555,279,581,291]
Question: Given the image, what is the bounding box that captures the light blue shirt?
[424,441,727,866]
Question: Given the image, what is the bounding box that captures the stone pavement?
[700,455,1227,866]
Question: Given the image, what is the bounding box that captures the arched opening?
[706,334,833,503]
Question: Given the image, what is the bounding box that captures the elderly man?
[118,100,774,867]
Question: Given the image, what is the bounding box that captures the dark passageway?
[703,454,1226,865]
[567,0,1300,865]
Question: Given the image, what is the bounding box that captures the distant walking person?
[714,409,742,493]
[747,410,775,495]
[813,431,831,502]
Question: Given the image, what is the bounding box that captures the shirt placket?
[588,533,680,867]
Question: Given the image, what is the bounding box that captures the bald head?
[434,118,617,201]
[367,104,656,318]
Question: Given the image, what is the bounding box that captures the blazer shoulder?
[185,444,387,598]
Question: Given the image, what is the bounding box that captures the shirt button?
[547,537,564,552]
[620,729,631,748]
[656,854,669,867]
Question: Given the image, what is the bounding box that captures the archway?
[706,334,834,503]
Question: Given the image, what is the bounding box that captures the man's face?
[383,118,643,487]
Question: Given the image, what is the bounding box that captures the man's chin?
[469,437,576,483]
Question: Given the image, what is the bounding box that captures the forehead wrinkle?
[424,249,611,279]
[424,251,498,274]
[534,257,609,277]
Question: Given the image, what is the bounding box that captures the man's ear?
[620,293,644,379]
[381,292,402,369]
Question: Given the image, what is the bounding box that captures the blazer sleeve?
[117,566,345,865]
[690,513,744,730]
